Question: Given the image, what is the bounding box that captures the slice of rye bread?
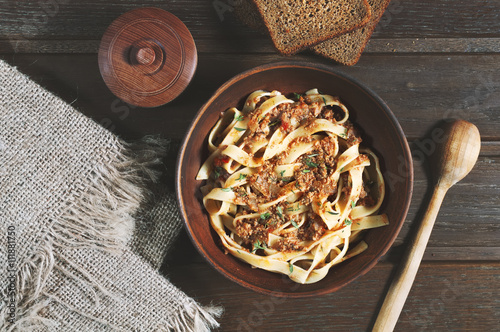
[250,0,372,55]
[233,0,267,33]
[312,0,392,65]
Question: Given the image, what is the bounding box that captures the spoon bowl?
[434,119,481,189]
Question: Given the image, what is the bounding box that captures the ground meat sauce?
[230,93,370,253]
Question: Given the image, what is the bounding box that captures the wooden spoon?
[372,119,481,332]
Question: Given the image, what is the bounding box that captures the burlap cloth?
[0,60,222,331]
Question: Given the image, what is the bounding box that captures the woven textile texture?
[0,60,221,331]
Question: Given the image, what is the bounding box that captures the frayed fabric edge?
[165,299,224,332]
[1,136,171,331]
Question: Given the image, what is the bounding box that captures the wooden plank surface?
[1,0,500,41]
[1,53,499,140]
[164,261,500,331]
[1,0,499,330]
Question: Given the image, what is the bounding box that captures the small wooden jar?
[98,7,197,107]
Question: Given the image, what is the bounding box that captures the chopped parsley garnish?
[234,127,246,132]
[221,187,233,192]
[295,181,301,189]
[340,166,345,172]
[351,201,356,208]
[290,220,299,229]
[279,170,286,177]
[269,120,280,126]
[327,211,339,215]
[212,167,222,179]
[322,97,327,105]
[237,173,247,181]
[293,93,302,100]
[253,240,267,252]
[302,169,311,173]
[344,219,352,226]
[260,212,271,220]
[276,206,283,218]
[305,159,318,168]
[234,114,244,121]
[289,262,294,274]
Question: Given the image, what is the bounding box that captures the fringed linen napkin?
[0,60,222,331]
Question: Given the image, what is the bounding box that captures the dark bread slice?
[312,0,391,65]
[250,0,372,55]
[233,0,267,33]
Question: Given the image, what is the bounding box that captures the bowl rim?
[176,60,413,297]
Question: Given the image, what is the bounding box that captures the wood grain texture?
[97,7,197,107]
[2,53,499,140]
[1,1,500,41]
[373,120,481,331]
[163,261,500,331]
[1,0,499,329]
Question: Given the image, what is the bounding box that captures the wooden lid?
[98,7,197,107]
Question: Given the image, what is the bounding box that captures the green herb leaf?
[260,212,271,220]
[221,187,233,192]
[234,127,246,132]
[212,167,221,179]
[327,211,339,215]
[234,114,244,121]
[289,262,294,274]
[290,220,299,229]
[344,219,352,226]
[322,97,327,105]
[276,206,283,218]
[302,169,311,173]
[237,173,247,181]
[269,120,280,127]
[351,201,356,208]
[253,240,267,252]
[293,93,302,100]
[305,159,318,168]
[279,170,286,177]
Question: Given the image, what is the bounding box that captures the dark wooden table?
[1,1,499,331]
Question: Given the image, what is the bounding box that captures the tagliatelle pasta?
[196,89,388,284]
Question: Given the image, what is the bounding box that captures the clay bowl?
[176,61,413,297]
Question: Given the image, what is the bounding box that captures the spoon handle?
[372,185,448,332]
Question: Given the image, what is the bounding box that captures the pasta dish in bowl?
[177,62,412,296]
[197,89,388,284]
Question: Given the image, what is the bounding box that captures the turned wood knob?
[135,46,156,66]
[98,7,197,108]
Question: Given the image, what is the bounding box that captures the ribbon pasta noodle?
[197,89,388,284]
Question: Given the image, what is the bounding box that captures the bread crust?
[312,0,392,65]
[251,0,373,55]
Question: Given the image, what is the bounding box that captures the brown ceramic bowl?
[176,61,413,297]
